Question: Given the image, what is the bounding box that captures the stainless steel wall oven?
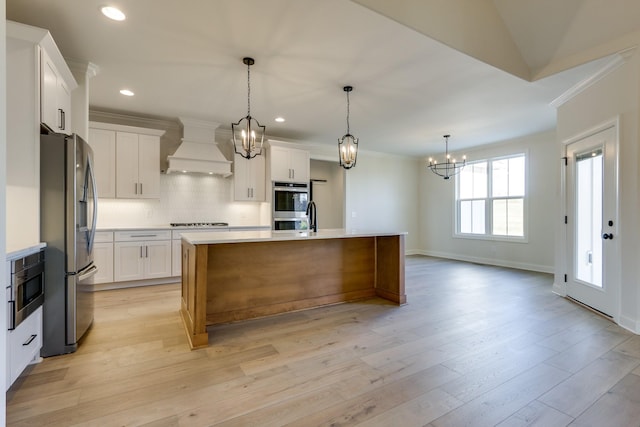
[272,181,309,230]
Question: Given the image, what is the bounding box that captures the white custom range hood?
[166,117,232,176]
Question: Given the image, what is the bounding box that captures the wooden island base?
[180,233,405,350]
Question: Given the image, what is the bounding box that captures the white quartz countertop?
[181,229,407,245]
[97,225,270,232]
[6,242,47,261]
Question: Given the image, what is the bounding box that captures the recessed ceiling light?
[101,6,126,21]
[275,117,285,123]
[119,89,134,96]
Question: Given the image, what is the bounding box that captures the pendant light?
[428,134,466,180]
[338,86,358,169]
[232,57,265,159]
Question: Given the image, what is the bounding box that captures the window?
[456,154,525,238]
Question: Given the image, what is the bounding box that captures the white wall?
[418,130,557,272]
[344,151,420,252]
[556,48,640,332]
[6,32,40,252]
[2,2,8,422]
[97,173,270,228]
[310,159,344,229]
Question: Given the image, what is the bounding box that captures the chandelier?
[232,57,265,159]
[428,134,466,179]
[338,86,358,169]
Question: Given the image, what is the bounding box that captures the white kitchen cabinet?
[40,46,73,133]
[234,153,266,201]
[6,306,43,390]
[114,230,172,282]
[87,128,116,198]
[88,122,165,200]
[270,145,310,183]
[116,132,161,199]
[90,232,114,284]
[172,240,182,277]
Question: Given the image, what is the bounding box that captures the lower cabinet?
[114,230,172,282]
[91,232,114,284]
[172,240,181,277]
[6,306,43,390]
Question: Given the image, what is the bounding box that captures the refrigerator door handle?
[86,155,99,253]
[77,264,99,282]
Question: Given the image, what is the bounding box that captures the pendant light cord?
[346,90,350,134]
[247,62,251,116]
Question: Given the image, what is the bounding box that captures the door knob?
[602,233,614,240]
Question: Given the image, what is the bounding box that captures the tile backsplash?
[97,173,270,228]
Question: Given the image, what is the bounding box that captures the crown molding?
[550,47,636,108]
[89,109,181,131]
[66,58,100,78]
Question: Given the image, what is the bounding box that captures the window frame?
[454,151,529,243]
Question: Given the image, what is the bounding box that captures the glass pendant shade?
[232,57,264,159]
[338,86,358,169]
[338,133,358,169]
[232,115,265,159]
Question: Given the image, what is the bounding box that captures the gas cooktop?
[169,222,229,227]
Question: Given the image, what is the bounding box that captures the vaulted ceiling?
[7,0,640,156]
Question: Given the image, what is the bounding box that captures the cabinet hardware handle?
[61,110,66,130]
[131,234,157,238]
[58,109,64,129]
[135,183,138,194]
[292,169,295,179]
[23,334,37,346]
[146,245,149,258]
[140,183,143,194]
[247,188,250,198]
[140,246,143,257]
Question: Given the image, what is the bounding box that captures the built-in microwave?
[8,250,45,330]
[272,182,309,218]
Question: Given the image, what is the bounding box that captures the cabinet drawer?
[171,228,228,240]
[115,230,171,242]
[94,231,114,243]
[8,306,43,388]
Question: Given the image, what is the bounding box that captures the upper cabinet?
[40,48,73,133]
[88,122,166,199]
[270,145,310,183]
[87,128,117,198]
[6,21,78,249]
[234,153,266,201]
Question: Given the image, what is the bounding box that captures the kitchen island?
[179,229,406,349]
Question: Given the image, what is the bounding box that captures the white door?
[566,125,618,317]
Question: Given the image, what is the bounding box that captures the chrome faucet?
[306,200,317,232]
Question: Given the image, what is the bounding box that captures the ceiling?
[6,0,640,157]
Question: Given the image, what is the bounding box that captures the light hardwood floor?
[7,256,640,426]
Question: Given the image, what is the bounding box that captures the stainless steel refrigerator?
[40,132,98,357]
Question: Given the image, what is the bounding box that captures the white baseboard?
[552,282,567,296]
[411,250,554,274]
[619,315,640,334]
